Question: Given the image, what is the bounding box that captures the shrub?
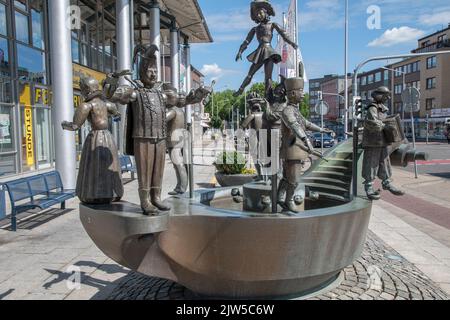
[214,151,247,175]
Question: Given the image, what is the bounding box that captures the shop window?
[14,0,26,11]
[17,44,46,84]
[0,37,11,78]
[15,10,29,44]
[35,106,51,167]
[0,104,15,153]
[0,3,7,36]
[72,38,79,63]
[31,4,45,49]
[0,154,16,176]
[0,78,12,103]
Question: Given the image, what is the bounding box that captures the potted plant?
[214,151,257,187]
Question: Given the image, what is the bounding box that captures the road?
[400,142,450,178]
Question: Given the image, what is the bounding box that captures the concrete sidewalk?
[0,162,449,299]
[0,160,215,300]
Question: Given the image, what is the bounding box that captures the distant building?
[312,24,450,140]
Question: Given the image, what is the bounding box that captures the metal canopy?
[157,0,213,43]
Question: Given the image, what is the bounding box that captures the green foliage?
[300,93,310,119]
[203,82,279,124]
[213,151,247,175]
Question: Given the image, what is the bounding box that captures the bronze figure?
[362,86,405,200]
[165,87,188,195]
[279,77,332,212]
[235,0,298,97]
[104,45,210,215]
[241,92,265,179]
[62,77,123,204]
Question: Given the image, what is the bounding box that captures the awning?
[159,0,213,43]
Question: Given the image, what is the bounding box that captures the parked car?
[311,132,335,148]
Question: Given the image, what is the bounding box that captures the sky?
[190,0,450,91]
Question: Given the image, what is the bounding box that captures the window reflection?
[17,44,46,84]
[31,8,44,49]
[0,4,7,36]
[15,11,29,44]
[0,37,10,78]
[14,0,27,11]
[0,79,12,103]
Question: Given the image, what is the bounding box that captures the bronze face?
[141,66,158,87]
[255,8,268,23]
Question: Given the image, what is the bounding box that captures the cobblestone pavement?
[105,231,449,300]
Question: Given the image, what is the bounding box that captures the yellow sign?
[72,63,107,90]
[73,94,82,108]
[35,87,50,105]
[24,107,34,166]
[19,84,32,107]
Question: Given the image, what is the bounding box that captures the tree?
[300,93,310,119]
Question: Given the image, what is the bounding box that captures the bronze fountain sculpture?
[62,76,123,204]
[78,0,428,299]
[362,86,405,200]
[234,0,298,97]
[103,45,210,215]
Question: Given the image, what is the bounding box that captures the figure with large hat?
[362,86,405,200]
[234,0,298,97]
[104,45,210,215]
[279,75,333,212]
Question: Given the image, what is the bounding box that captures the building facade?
[311,25,450,141]
[0,0,211,179]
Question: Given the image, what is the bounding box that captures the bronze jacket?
[362,102,388,148]
[280,104,321,161]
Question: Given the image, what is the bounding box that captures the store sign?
[72,63,107,90]
[19,84,52,106]
[19,84,32,106]
[24,107,34,166]
[73,93,82,108]
[431,108,450,118]
[34,87,51,105]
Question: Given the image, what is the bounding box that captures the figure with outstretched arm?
[279,77,333,213]
[234,0,298,97]
[103,44,211,215]
[62,77,123,204]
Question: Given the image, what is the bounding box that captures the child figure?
[234,0,298,97]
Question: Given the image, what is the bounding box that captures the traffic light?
[353,96,363,119]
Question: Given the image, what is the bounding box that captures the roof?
[159,0,213,43]
[417,25,450,42]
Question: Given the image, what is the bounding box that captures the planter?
[215,172,257,187]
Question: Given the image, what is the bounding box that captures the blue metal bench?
[120,155,136,180]
[2,171,75,231]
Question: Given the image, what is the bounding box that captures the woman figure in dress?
[62,77,123,204]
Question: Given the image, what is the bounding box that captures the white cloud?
[201,63,223,78]
[368,26,425,47]
[419,11,450,26]
[200,63,239,82]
